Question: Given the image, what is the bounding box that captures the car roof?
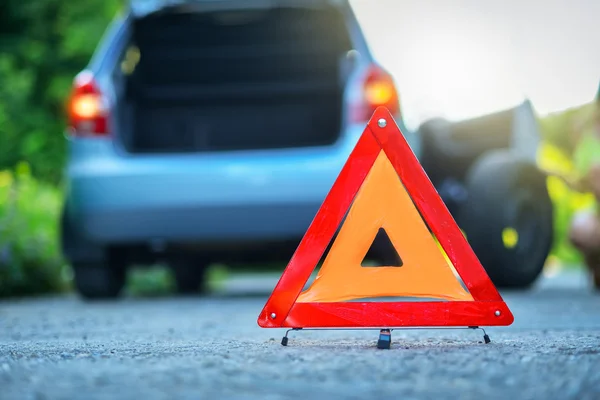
[128,0,349,18]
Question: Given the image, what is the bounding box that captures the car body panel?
[66,111,414,243]
[63,0,418,252]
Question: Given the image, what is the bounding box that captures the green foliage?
[126,264,230,297]
[0,0,122,184]
[127,266,177,298]
[0,0,122,295]
[0,164,70,297]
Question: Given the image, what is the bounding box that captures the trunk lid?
[116,1,355,154]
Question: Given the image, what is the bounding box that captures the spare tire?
[457,150,553,288]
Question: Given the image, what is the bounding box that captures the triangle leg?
[377,329,392,349]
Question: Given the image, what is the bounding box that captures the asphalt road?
[1,269,599,400]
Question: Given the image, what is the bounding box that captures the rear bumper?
[64,128,365,244]
[66,201,321,244]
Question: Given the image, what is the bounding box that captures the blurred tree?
[0,0,123,184]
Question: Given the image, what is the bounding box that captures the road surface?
[1,270,599,400]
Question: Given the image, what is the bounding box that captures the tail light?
[349,65,401,123]
[67,70,109,137]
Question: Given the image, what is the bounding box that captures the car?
[61,0,554,299]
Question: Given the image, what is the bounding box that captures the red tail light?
[67,70,109,136]
[349,65,400,123]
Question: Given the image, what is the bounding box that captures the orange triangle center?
[296,150,473,303]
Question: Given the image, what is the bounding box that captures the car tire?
[170,257,209,294]
[457,150,553,288]
[73,263,126,300]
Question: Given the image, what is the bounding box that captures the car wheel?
[73,263,126,300]
[170,257,209,294]
[458,150,553,288]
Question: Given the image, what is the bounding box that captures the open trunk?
[117,5,354,153]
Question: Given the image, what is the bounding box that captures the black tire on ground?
[73,263,126,300]
[458,150,554,288]
[170,257,209,294]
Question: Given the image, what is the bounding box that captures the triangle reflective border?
[258,107,514,329]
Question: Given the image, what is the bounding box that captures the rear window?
[130,7,353,86]
[117,6,355,153]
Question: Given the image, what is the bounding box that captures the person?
[559,87,600,288]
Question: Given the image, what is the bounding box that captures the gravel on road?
[1,271,599,400]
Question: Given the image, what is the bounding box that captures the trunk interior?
[117,6,354,153]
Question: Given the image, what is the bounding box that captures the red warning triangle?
[258,107,514,329]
